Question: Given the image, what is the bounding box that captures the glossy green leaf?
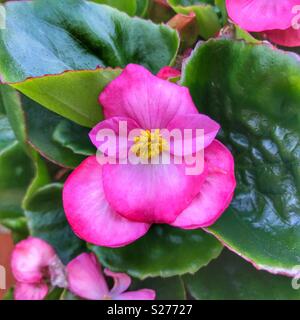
[0,141,34,219]
[182,39,300,276]
[168,0,220,39]
[0,0,179,83]
[12,69,121,128]
[136,0,149,17]
[1,86,88,168]
[0,85,30,154]
[53,120,95,156]
[93,0,137,16]
[184,250,300,300]
[24,183,86,263]
[91,225,222,279]
[21,95,92,168]
[131,276,186,300]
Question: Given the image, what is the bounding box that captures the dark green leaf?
[182,39,300,275]
[184,249,300,300]
[92,225,222,279]
[131,276,186,300]
[0,0,179,82]
[24,183,86,263]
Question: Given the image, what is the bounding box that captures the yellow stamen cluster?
[130,129,169,160]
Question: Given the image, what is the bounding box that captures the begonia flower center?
[130,129,169,160]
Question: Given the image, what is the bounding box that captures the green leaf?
[21,95,92,168]
[52,120,95,156]
[24,183,86,263]
[136,0,149,17]
[91,225,222,279]
[0,86,27,150]
[0,0,179,83]
[92,0,137,16]
[168,0,220,39]
[184,249,300,300]
[131,276,186,300]
[0,142,34,219]
[1,86,89,168]
[12,69,121,128]
[182,39,300,276]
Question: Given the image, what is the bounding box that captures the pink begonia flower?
[157,66,181,81]
[66,253,155,300]
[226,0,300,47]
[11,237,67,300]
[63,64,236,247]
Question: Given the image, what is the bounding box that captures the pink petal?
[115,289,156,300]
[67,253,108,300]
[11,237,57,283]
[265,27,300,47]
[102,161,207,224]
[171,140,236,229]
[99,64,198,129]
[157,66,181,80]
[89,116,139,158]
[14,282,48,300]
[63,156,151,247]
[104,269,131,297]
[166,113,220,156]
[226,0,300,32]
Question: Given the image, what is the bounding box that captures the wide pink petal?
[157,66,181,80]
[166,113,220,156]
[171,140,236,229]
[115,289,156,300]
[63,156,150,247]
[226,0,300,32]
[14,282,48,300]
[99,64,198,129]
[67,253,108,300]
[102,160,207,224]
[11,237,56,283]
[89,117,139,158]
[104,269,131,297]
[265,27,300,47]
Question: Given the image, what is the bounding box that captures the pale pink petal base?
[102,161,207,224]
[67,253,108,300]
[14,282,48,301]
[226,0,300,32]
[63,156,150,247]
[171,140,236,229]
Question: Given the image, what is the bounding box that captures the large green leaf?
[131,276,186,300]
[11,69,121,128]
[24,183,86,263]
[182,39,300,276]
[1,86,95,168]
[91,225,222,279]
[0,89,34,219]
[184,250,300,300]
[168,0,220,39]
[0,0,179,83]
[92,0,137,16]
